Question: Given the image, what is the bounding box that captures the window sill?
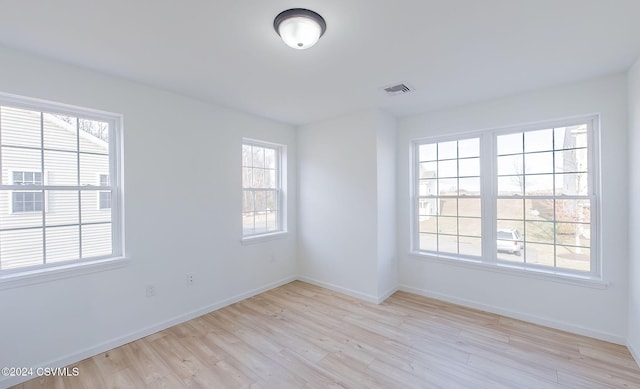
[408,251,609,289]
[0,256,130,291]
[242,231,288,245]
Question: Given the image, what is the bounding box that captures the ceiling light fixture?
[273,8,326,50]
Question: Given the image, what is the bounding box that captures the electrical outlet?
[186,274,194,286]
[146,285,156,297]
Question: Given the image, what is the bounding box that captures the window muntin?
[413,117,598,277]
[416,137,482,257]
[0,100,121,272]
[242,141,282,237]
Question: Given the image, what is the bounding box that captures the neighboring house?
[0,106,111,270]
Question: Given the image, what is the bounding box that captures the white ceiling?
[1,0,639,125]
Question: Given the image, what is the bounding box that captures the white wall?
[628,59,640,361]
[376,112,398,298]
[0,45,297,388]
[397,74,629,343]
[297,111,379,300]
[297,110,397,302]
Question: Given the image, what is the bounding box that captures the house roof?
[0,1,639,125]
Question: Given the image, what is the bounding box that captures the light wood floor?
[12,281,640,388]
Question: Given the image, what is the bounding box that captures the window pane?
[252,168,265,188]
[243,191,254,213]
[419,179,436,196]
[524,174,553,195]
[2,148,42,185]
[46,226,80,263]
[266,210,278,231]
[438,141,457,160]
[497,199,523,220]
[459,236,482,257]
[498,176,523,196]
[438,216,457,235]
[419,233,437,251]
[525,221,555,244]
[459,158,479,177]
[242,144,252,166]
[254,190,267,212]
[264,148,276,169]
[81,191,111,224]
[439,199,457,217]
[242,167,252,187]
[46,190,79,226]
[437,160,457,178]
[459,177,480,195]
[1,191,42,229]
[242,212,255,234]
[459,217,481,237]
[252,146,265,168]
[524,129,553,153]
[498,155,523,176]
[554,149,587,173]
[438,178,457,196]
[0,106,41,148]
[524,152,554,175]
[81,223,112,258]
[556,223,590,247]
[419,215,437,234]
[418,199,438,216]
[555,125,588,150]
[438,234,458,254]
[419,144,437,162]
[78,119,109,154]
[458,138,479,158]
[458,198,481,217]
[0,228,43,270]
[524,243,554,267]
[43,113,78,152]
[555,173,588,196]
[556,246,590,272]
[419,161,437,179]
[497,133,522,155]
[556,199,590,223]
[45,150,78,185]
[79,154,109,186]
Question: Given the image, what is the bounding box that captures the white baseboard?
[629,341,640,368]
[297,275,380,303]
[377,285,399,304]
[398,284,626,345]
[0,275,297,389]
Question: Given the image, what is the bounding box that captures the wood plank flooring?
[12,281,640,388]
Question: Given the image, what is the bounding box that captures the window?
[11,171,44,213]
[98,174,111,210]
[416,138,482,257]
[242,140,283,238]
[413,116,598,277]
[0,97,122,272]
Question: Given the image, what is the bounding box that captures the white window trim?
[241,138,287,241]
[0,91,126,284]
[411,115,602,282]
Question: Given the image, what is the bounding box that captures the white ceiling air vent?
[382,82,415,96]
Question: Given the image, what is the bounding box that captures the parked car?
[497,229,523,256]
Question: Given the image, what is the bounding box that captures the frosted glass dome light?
[274,9,326,50]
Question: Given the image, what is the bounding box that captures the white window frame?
[0,92,126,289]
[241,138,286,242]
[411,115,601,281]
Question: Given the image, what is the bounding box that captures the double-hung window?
[413,116,599,277]
[0,96,122,273]
[242,140,284,238]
